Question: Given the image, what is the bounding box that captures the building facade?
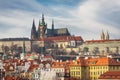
[69,57,120,80]
[80,31,120,55]
[0,38,31,55]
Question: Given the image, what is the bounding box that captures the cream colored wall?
[80,41,120,54]
[55,41,69,48]
[0,41,31,52]
[65,48,79,53]
[51,67,65,73]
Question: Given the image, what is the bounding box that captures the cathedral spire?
[52,20,54,36]
[106,30,110,40]
[41,14,45,26]
[52,19,54,30]
[42,14,44,21]
[32,19,35,27]
[31,19,37,40]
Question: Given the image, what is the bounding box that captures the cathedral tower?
[31,19,37,40]
[38,14,47,39]
[101,30,105,40]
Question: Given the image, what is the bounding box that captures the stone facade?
[0,38,31,53]
[80,39,120,55]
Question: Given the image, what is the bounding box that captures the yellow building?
[69,60,83,80]
[69,57,120,80]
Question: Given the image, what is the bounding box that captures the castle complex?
[0,14,83,55]
[0,14,119,56]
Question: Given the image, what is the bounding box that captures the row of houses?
[0,56,120,80]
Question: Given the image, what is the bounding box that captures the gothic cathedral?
[31,14,70,40]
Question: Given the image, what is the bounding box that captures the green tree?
[1,45,10,54]
[83,47,89,53]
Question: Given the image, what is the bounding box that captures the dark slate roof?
[54,28,70,35]
[0,38,30,41]
[45,29,52,35]
[45,28,70,36]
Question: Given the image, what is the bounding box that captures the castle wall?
[80,40,120,54]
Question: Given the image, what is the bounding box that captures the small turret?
[106,31,110,40]
[101,30,105,40]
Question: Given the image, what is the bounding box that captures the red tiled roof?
[28,64,39,71]
[52,61,66,68]
[99,71,120,79]
[40,36,83,42]
[44,55,53,58]
[86,39,120,43]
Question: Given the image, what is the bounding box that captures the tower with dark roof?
[38,14,47,39]
[31,19,37,40]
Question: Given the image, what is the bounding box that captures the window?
[60,44,63,48]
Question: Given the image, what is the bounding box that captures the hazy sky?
[0,0,120,40]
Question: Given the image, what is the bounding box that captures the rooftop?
[86,39,120,43]
[99,71,120,79]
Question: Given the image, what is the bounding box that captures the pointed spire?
[42,14,44,21]
[41,14,45,26]
[51,20,54,36]
[106,30,110,40]
[31,19,37,40]
[32,19,35,27]
[101,30,105,40]
[52,19,54,30]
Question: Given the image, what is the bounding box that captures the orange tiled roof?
[84,57,120,66]
[69,57,120,66]
[99,71,120,79]
[51,66,64,68]
[52,61,66,68]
